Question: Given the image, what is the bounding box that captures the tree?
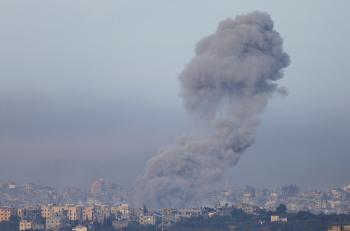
[231,209,250,222]
[276,204,287,215]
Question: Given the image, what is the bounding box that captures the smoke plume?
[132,11,290,208]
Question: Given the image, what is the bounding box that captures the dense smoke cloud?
[132,11,290,208]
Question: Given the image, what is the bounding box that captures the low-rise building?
[67,205,82,221]
[139,213,161,226]
[112,220,129,229]
[72,225,88,231]
[46,215,65,231]
[19,217,45,231]
[19,220,32,231]
[17,207,42,220]
[41,205,52,219]
[51,205,66,216]
[328,225,350,231]
[94,204,111,224]
[175,208,202,219]
[0,207,14,222]
[111,204,129,219]
[82,206,94,222]
[270,215,287,223]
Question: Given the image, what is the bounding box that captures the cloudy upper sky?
[0,0,349,190]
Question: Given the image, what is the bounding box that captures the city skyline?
[2,179,350,215]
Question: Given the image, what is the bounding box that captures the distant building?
[17,207,42,220]
[0,207,14,222]
[343,185,350,193]
[328,225,350,231]
[17,208,25,218]
[67,205,82,221]
[94,204,110,224]
[41,204,66,218]
[175,208,202,219]
[112,220,129,229]
[19,218,44,231]
[51,205,66,216]
[216,205,234,216]
[72,225,88,231]
[41,205,52,219]
[270,215,280,222]
[8,182,16,189]
[82,206,94,221]
[139,213,161,226]
[238,203,259,214]
[45,215,65,230]
[111,204,129,219]
[271,215,287,223]
[19,220,32,231]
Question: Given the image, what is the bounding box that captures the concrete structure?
[94,204,111,224]
[112,220,129,229]
[45,215,65,230]
[111,204,129,219]
[67,205,82,221]
[139,214,157,226]
[328,226,350,231]
[271,215,287,223]
[51,205,66,216]
[17,208,25,219]
[42,204,82,221]
[17,207,42,220]
[82,206,94,221]
[19,220,32,231]
[72,225,88,231]
[0,207,13,222]
[344,185,350,193]
[175,208,202,219]
[41,205,52,219]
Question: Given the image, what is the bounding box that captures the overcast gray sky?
[0,0,349,190]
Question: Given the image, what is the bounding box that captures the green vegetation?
[0,216,19,231]
[100,206,350,231]
[168,207,350,231]
[3,206,350,231]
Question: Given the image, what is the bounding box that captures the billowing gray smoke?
[132,11,290,208]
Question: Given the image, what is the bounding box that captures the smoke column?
[133,11,290,208]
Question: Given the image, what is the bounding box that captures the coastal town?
[1,179,350,230]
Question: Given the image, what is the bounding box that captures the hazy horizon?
[1,0,349,192]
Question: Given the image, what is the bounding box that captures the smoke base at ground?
[132,11,290,209]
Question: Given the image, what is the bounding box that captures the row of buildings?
[2,180,350,215]
[220,184,350,214]
[4,202,350,231]
[0,203,129,230]
[0,179,128,209]
[1,203,247,230]
[328,225,350,231]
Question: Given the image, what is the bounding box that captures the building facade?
[0,207,13,222]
